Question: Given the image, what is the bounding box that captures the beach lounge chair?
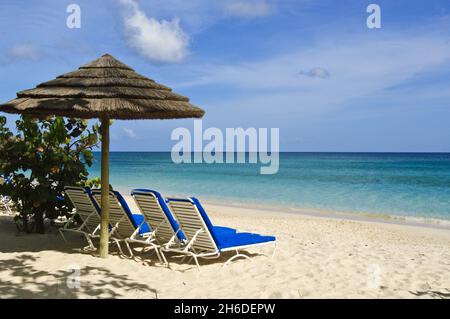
[60,186,102,250]
[131,189,239,266]
[131,189,186,250]
[90,189,162,262]
[164,197,277,270]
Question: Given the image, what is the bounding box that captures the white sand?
[0,199,449,299]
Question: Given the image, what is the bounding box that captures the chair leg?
[111,238,124,255]
[271,242,277,259]
[257,242,278,259]
[191,254,201,271]
[85,235,96,251]
[159,249,169,267]
[224,250,251,267]
[151,246,164,264]
[124,240,134,258]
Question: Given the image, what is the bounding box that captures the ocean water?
[88,152,450,222]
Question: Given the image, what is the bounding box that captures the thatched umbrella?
[0,54,204,258]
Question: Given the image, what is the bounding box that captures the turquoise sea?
[89,152,450,222]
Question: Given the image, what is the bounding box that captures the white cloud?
[123,127,137,139]
[298,67,330,79]
[119,1,282,34]
[225,0,272,18]
[7,43,39,61]
[119,0,189,63]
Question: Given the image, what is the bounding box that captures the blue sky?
[0,0,449,152]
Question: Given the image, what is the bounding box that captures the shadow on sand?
[0,254,158,298]
[0,214,269,297]
[0,215,159,298]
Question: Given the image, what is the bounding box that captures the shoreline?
[202,199,450,231]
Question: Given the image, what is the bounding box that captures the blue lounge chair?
[165,197,277,270]
[132,189,186,245]
[61,186,103,250]
[90,189,163,262]
[131,189,237,265]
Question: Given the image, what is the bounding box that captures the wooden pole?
[99,116,110,258]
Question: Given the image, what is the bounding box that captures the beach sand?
[0,198,449,299]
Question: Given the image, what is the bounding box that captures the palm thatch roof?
[0,54,205,120]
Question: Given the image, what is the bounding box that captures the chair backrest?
[166,197,218,253]
[91,189,137,239]
[64,186,101,233]
[132,189,185,244]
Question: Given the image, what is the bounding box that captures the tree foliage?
[0,115,100,233]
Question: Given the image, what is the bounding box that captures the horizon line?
[92,151,450,154]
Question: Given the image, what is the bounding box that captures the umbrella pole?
[99,116,110,258]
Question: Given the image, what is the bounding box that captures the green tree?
[0,115,100,233]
